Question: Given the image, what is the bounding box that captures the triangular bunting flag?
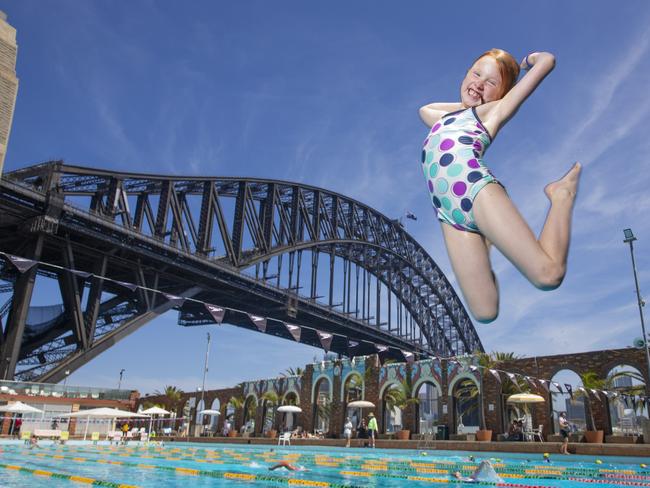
[205,304,225,323]
[284,323,301,342]
[5,254,38,273]
[163,293,186,307]
[115,280,138,292]
[401,350,415,364]
[552,382,563,394]
[375,344,389,353]
[469,365,479,372]
[316,330,333,352]
[538,379,550,392]
[524,376,538,390]
[348,340,359,356]
[564,384,573,399]
[489,369,502,383]
[248,314,267,332]
[506,372,521,390]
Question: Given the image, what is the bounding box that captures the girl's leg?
[472,163,581,290]
[440,224,499,322]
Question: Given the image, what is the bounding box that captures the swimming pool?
[0,440,648,487]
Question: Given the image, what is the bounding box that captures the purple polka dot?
[468,159,480,169]
[431,123,441,134]
[423,137,429,146]
[476,122,483,129]
[428,180,434,192]
[440,139,455,151]
[453,224,465,231]
[473,141,483,151]
[452,181,467,196]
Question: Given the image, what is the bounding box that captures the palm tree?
[281,366,304,377]
[577,371,606,432]
[154,385,184,414]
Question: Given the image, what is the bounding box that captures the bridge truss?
[0,162,483,382]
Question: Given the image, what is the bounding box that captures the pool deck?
[156,436,650,458]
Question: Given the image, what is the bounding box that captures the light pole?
[200,333,211,409]
[118,368,125,390]
[623,228,650,385]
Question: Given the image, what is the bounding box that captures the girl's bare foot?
[544,162,581,202]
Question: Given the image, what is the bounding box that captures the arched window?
[416,382,440,434]
[281,391,299,431]
[606,364,647,435]
[452,378,479,434]
[343,373,363,429]
[382,384,403,434]
[312,378,331,435]
[550,369,586,433]
[210,398,221,431]
[243,396,257,432]
[196,399,205,426]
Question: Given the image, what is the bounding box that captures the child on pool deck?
[419,49,581,323]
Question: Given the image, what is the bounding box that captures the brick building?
[139,347,649,441]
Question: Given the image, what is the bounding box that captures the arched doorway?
[382,383,403,434]
[606,364,648,435]
[243,396,257,434]
[210,398,220,434]
[416,382,440,434]
[195,399,205,436]
[550,369,586,434]
[452,377,479,434]
[312,378,331,435]
[281,391,299,431]
[343,373,363,430]
[261,393,277,435]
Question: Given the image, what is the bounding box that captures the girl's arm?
[419,102,464,127]
[490,52,555,132]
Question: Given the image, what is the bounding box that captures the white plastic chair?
[278,432,291,446]
[529,424,544,442]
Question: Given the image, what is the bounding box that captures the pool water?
[0,440,649,487]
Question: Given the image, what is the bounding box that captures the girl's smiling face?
[460,56,504,107]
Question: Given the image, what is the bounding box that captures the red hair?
[472,49,520,99]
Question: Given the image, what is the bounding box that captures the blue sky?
[2,1,650,394]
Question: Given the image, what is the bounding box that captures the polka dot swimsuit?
[421,107,501,233]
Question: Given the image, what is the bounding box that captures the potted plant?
[384,378,419,440]
[578,371,605,443]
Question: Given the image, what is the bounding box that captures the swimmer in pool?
[453,460,502,483]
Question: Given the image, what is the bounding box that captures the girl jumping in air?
[419,49,581,323]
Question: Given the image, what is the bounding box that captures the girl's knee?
[531,262,565,290]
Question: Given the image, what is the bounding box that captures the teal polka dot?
[429,163,438,178]
[447,164,463,177]
[428,134,440,148]
[441,197,452,210]
[425,151,434,164]
[452,209,466,224]
[435,178,449,194]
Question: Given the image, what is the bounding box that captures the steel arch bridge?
[0,161,483,383]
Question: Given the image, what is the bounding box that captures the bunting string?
[1,251,647,407]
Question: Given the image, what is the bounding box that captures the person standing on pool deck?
[419,49,581,323]
[367,413,378,448]
[343,417,353,448]
[558,411,571,454]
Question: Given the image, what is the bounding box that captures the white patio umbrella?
[1,401,44,436]
[141,406,170,434]
[198,409,221,415]
[347,400,375,408]
[276,405,302,413]
[507,393,546,430]
[60,407,149,440]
